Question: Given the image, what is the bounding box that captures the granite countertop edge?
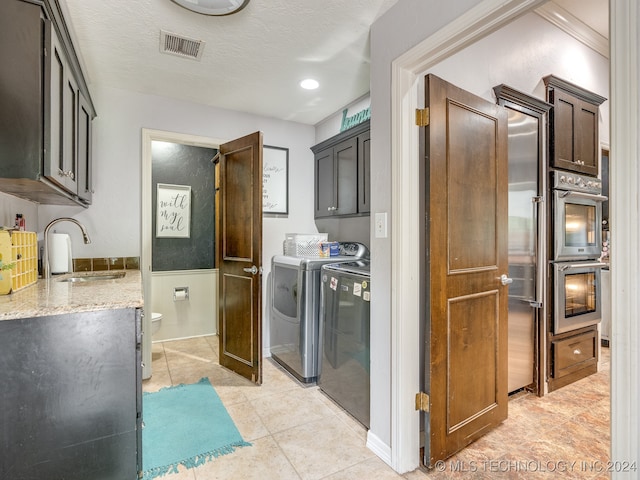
[0,270,144,321]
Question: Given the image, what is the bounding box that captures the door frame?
[141,129,225,379]
[388,0,570,472]
[390,0,637,473]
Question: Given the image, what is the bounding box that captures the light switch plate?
[375,212,388,238]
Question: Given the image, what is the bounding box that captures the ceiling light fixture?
[170,0,250,16]
[300,79,319,90]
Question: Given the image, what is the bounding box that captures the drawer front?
[552,330,597,378]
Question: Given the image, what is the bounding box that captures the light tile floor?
[143,337,610,479]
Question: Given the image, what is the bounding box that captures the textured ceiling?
[61,0,398,125]
[60,0,606,126]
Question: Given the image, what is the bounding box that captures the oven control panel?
[552,170,602,194]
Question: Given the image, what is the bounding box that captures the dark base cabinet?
[548,326,598,392]
[0,308,142,480]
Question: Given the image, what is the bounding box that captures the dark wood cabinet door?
[545,75,605,177]
[358,130,371,213]
[552,88,577,169]
[575,99,599,175]
[0,0,43,179]
[77,93,93,204]
[314,148,335,218]
[44,20,79,194]
[334,137,358,216]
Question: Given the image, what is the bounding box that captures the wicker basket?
[284,233,328,257]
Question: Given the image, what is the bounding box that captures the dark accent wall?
[151,142,217,271]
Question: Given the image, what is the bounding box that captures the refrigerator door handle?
[535,194,546,310]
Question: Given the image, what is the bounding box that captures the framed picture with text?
[156,183,191,238]
[263,145,289,215]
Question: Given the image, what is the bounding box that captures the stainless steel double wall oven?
[551,170,607,334]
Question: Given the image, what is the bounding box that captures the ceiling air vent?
[160,30,205,60]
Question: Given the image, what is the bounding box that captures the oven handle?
[558,262,608,271]
[557,190,608,202]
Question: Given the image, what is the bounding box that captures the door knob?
[243,265,259,275]
[500,274,513,286]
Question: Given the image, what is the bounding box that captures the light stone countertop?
[0,270,143,321]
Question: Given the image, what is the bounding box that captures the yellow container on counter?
[10,230,38,292]
[0,230,13,295]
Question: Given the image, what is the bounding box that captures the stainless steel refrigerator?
[494,85,552,394]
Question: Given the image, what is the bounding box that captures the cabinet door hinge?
[415,392,430,412]
[415,108,430,127]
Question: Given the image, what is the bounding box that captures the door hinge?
[415,108,430,127]
[415,392,430,412]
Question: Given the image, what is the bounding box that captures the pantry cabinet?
[544,75,606,177]
[311,121,370,218]
[0,0,95,206]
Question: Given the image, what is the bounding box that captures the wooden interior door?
[216,131,263,384]
[424,74,509,466]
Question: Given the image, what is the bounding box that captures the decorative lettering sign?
[263,146,289,215]
[340,106,371,132]
[156,183,191,238]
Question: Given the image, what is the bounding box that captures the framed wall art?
[263,145,289,215]
[156,183,191,238]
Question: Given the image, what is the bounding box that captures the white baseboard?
[366,430,392,467]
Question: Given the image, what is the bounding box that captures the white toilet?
[151,312,162,335]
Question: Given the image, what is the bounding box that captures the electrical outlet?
[375,212,388,238]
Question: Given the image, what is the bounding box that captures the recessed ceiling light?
[300,79,319,90]
[170,0,249,16]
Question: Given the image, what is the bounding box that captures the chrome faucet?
[43,217,92,279]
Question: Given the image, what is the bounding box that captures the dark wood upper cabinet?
[0,0,96,206]
[544,75,606,177]
[311,120,370,218]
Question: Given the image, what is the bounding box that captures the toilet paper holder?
[173,286,189,301]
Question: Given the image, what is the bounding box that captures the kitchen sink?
[57,272,126,283]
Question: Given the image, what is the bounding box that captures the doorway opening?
[387,0,615,472]
[141,129,225,379]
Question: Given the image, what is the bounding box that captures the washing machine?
[269,242,368,383]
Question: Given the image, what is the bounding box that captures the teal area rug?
[142,377,251,480]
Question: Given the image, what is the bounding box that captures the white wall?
[151,270,217,341]
[427,13,609,144]
[315,94,371,144]
[38,85,319,352]
[369,0,609,463]
[0,192,38,233]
